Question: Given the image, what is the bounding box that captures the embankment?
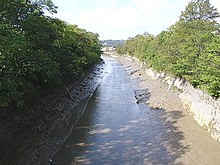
[0,60,105,164]
[116,54,220,142]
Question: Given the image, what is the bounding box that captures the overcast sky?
[51,0,220,40]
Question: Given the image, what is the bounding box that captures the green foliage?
[197,36,220,97]
[180,0,219,22]
[0,0,101,108]
[117,0,220,98]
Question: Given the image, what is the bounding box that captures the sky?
[50,0,220,40]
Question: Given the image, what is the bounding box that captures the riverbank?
[0,60,105,165]
[110,54,220,164]
[114,54,220,141]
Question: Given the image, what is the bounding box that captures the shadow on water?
[53,87,190,165]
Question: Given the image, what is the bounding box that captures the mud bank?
[0,60,105,165]
[110,55,220,164]
[115,54,220,142]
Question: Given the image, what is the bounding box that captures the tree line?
[117,0,220,98]
[0,0,102,108]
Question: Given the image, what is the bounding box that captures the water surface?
[52,57,187,165]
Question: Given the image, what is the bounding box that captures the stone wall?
[128,56,220,142]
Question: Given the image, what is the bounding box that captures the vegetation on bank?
[117,0,220,98]
[0,0,102,108]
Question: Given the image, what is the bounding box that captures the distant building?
[108,47,116,51]
[101,47,107,51]
[101,46,116,51]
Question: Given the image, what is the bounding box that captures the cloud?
[211,0,220,9]
[87,0,118,7]
[60,1,143,39]
[52,0,220,40]
[73,0,191,39]
[75,6,140,29]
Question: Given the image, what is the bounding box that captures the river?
[52,56,220,165]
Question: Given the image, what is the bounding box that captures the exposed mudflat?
[52,55,220,165]
[1,55,220,165]
[0,60,105,165]
[116,55,220,164]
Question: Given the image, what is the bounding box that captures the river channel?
[52,56,220,165]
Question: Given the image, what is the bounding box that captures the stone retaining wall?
[125,55,220,142]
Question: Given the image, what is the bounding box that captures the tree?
[170,0,219,82]
[0,0,102,108]
[116,0,220,98]
[180,0,220,22]
[0,0,57,32]
[197,35,220,97]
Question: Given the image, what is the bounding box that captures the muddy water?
[52,57,191,165]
